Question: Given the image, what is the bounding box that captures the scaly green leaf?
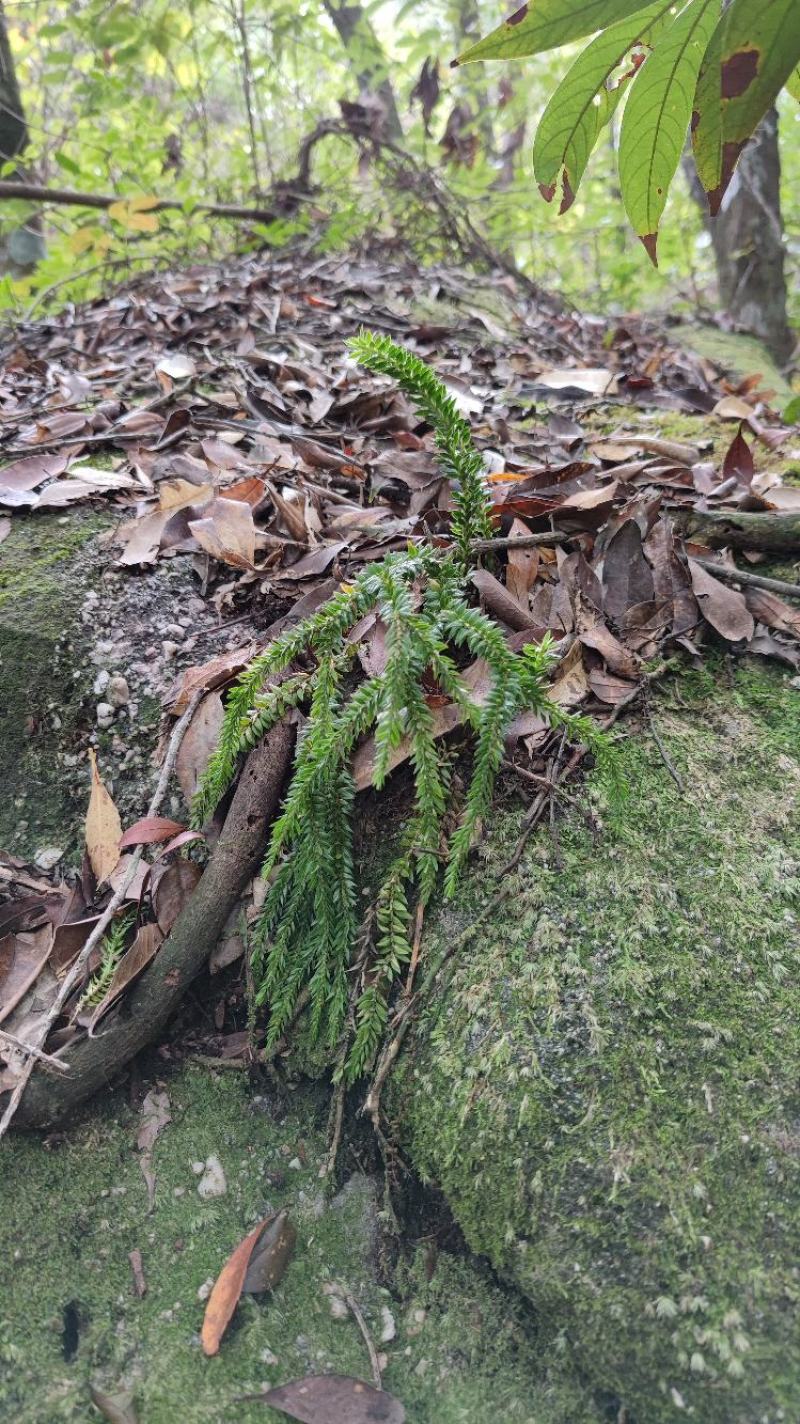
[454,0,656,65]
[534,0,676,211]
[619,0,721,264]
[693,0,800,213]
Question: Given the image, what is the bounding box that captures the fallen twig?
[0,1028,70,1073]
[339,1286,382,1389]
[693,557,800,600]
[0,688,204,1139]
[10,709,295,1130]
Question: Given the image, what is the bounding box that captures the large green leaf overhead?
[533,0,677,211]
[618,0,720,263]
[692,0,800,213]
[454,0,656,65]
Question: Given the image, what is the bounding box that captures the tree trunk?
[0,1,26,163]
[0,3,44,274]
[322,0,402,142]
[708,109,794,366]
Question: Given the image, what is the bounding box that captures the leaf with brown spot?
[85,750,122,884]
[242,1375,405,1423]
[201,1210,295,1356]
[688,558,755,642]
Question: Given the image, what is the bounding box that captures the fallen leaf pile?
[2,242,800,1079]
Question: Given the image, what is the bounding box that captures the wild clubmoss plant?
[193,331,614,1080]
[77,909,136,1012]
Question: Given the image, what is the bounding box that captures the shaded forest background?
[0,0,797,361]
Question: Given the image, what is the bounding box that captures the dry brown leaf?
[153,861,202,934]
[85,750,122,884]
[116,509,172,566]
[176,692,225,801]
[549,639,589,708]
[745,587,800,638]
[159,478,213,512]
[89,1384,139,1424]
[0,925,53,1024]
[688,560,755,643]
[201,1210,295,1356]
[189,497,257,569]
[712,395,754,421]
[119,817,186,850]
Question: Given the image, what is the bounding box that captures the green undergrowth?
[0,1067,602,1424]
[394,655,800,1423]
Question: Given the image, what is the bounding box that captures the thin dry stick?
[320,1072,346,1180]
[649,719,684,792]
[404,897,426,998]
[0,688,204,1140]
[471,529,572,552]
[340,1287,382,1389]
[0,1028,69,1073]
[693,557,800,601]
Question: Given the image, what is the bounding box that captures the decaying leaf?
[242,1375,405,1423]
[189,497,257,570]
[153,861,202,935]
[136,1087,171,1211]
[85,752,122,884]
[688,559,755,643]
[175,692,225,801]
[89,1384,139,1424]
[0,925,53,1024]
[201,1209,295,1356]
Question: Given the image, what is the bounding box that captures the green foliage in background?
[458,0,800,262]
[1,2,798,325]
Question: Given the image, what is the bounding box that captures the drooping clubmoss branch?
[193,334,615,1081]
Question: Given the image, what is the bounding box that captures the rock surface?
[395,659,800,1422]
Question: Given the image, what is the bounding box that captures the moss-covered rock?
[394,659,800,1422]
[0,511,106,859]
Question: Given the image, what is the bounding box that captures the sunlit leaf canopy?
[458,0,800,260]
[1,0,798,315]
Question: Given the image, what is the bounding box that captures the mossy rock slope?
[395,660,800,1423]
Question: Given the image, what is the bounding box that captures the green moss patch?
[0,1067,602,1424]
[395,658,800,1423]
[0,511,107,859]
